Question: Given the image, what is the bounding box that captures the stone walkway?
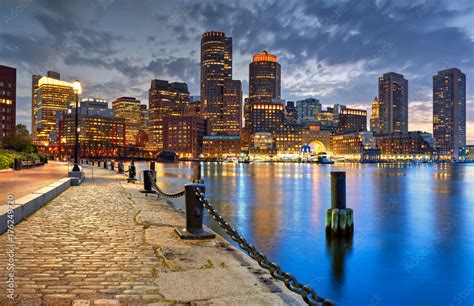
[0,166,302,305]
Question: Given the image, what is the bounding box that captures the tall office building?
[79,98,112,116]
[378,72,408,134]
[370,97,381,133]
[249,51,281,104]
[32,72,75,146]
[433,68,466,160]
[148,79,189,151]
[221,79,242,136]
[112,97,142,146]
[296,98,321,122]
[285,101,298,124]
[200,31,232,134]
[0,65,16,146]
[249,100,285,133]
[338,108,367,134]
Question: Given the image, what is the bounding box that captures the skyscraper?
[370,97,381,133]
[0,65,16,146]
[32,73,75,146]
[249,51,281,104]
[200,31,232,135]
[222,79,242,136]
[338,108,367,134]
[148,79,189,151]
[378,72,408,134]
[433,68,466,160]
[296,98,321,122]
[112,97,142,146]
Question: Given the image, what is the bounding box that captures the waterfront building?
[285,101,298,124]
[248,100,285,134]
[222,79,242,136]
[301,129,332,154]
[375,131,435,161]
[250,132,276,156]
[148,79,189,152]
[316,110,338,134]
[338,108,367,134]
[200,31,232,135]
[32,73,75,146]
[163,116,207,159]
[331,131,376,161]
[202,135,241,158]
[274,124,303,155]
[296,98,321,122]
[433,68,466,161]
[0,65,16,146]
[370,97,381,134]
[112,97,142,146]
[249,51,281,104]
[378,72,408,134]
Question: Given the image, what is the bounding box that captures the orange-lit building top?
[252,51,277,63]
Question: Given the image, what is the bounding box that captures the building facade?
[32,74,75,146]
[378,72,408,134]
[248,100,285,134]
[433,68,466,161]
[163,116,207,159]
[296,98,321,123]
[112,97,142,146]
[331,131,376,161]
[202,136,241,158]
[148,79,189,151]
[222,79,242,136]
[370,97,381,133]
[375,132,435,161]
[200,31,232,135]
[0,65,16,146]
[338,108,367,134]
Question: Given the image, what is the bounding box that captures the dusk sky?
[1,0,473,142]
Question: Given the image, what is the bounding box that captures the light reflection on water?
[132,161,474,306]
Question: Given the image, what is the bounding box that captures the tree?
[3,124,34,153]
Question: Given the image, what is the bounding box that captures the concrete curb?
[0,177,72,234]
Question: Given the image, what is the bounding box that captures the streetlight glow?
[73,80,82,94]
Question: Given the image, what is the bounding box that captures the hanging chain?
[147,171,185,198]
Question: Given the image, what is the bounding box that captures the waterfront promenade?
[0,162,69,201]
[0,166,301,305]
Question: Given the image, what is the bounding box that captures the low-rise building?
[331,131,376,161]
[163,116,206,159]
[375,131,435,161]
[202,136,241,159]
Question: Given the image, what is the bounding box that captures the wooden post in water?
[326,172,354,237]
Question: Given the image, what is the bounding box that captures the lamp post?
[72,80,81,171]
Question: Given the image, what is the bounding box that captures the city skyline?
[1,0,473,143]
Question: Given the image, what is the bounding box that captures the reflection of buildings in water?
[326,236,353,286]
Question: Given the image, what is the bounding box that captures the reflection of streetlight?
[72,80,81,171]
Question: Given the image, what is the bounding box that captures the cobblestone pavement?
[0,167,302,305]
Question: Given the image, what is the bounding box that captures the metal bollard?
[127,161,136,182]
[140,170,155,194]
[331,171,346,210]
[191,163,203,184]
[103,160,108,169]
[175,184,215,240]
[118,161,124,174]
[110,161,115,171]
[149,161,155,172]
[98,160,101,167]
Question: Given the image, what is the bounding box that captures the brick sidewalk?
[0,167,302,305]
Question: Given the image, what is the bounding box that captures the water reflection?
[132,161,474,305]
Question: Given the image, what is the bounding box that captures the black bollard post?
[118,161,124,174]
[326,171,353,237]
[191,163,203,184]
[103,160,108,169]
[331,172,346,210]
[98,160,101,167]
[175,184,215,240]
[110,161,115,171]
[149,161,155,172]
[127,161,136,183]
[140,170,155,194]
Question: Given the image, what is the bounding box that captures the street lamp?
[72,80,81,171]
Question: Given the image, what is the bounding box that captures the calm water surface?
[136,162,474,306]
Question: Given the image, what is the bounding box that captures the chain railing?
[192,186,335,306]
[147,171,185,198]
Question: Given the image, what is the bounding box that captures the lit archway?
[309,140,327,154]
